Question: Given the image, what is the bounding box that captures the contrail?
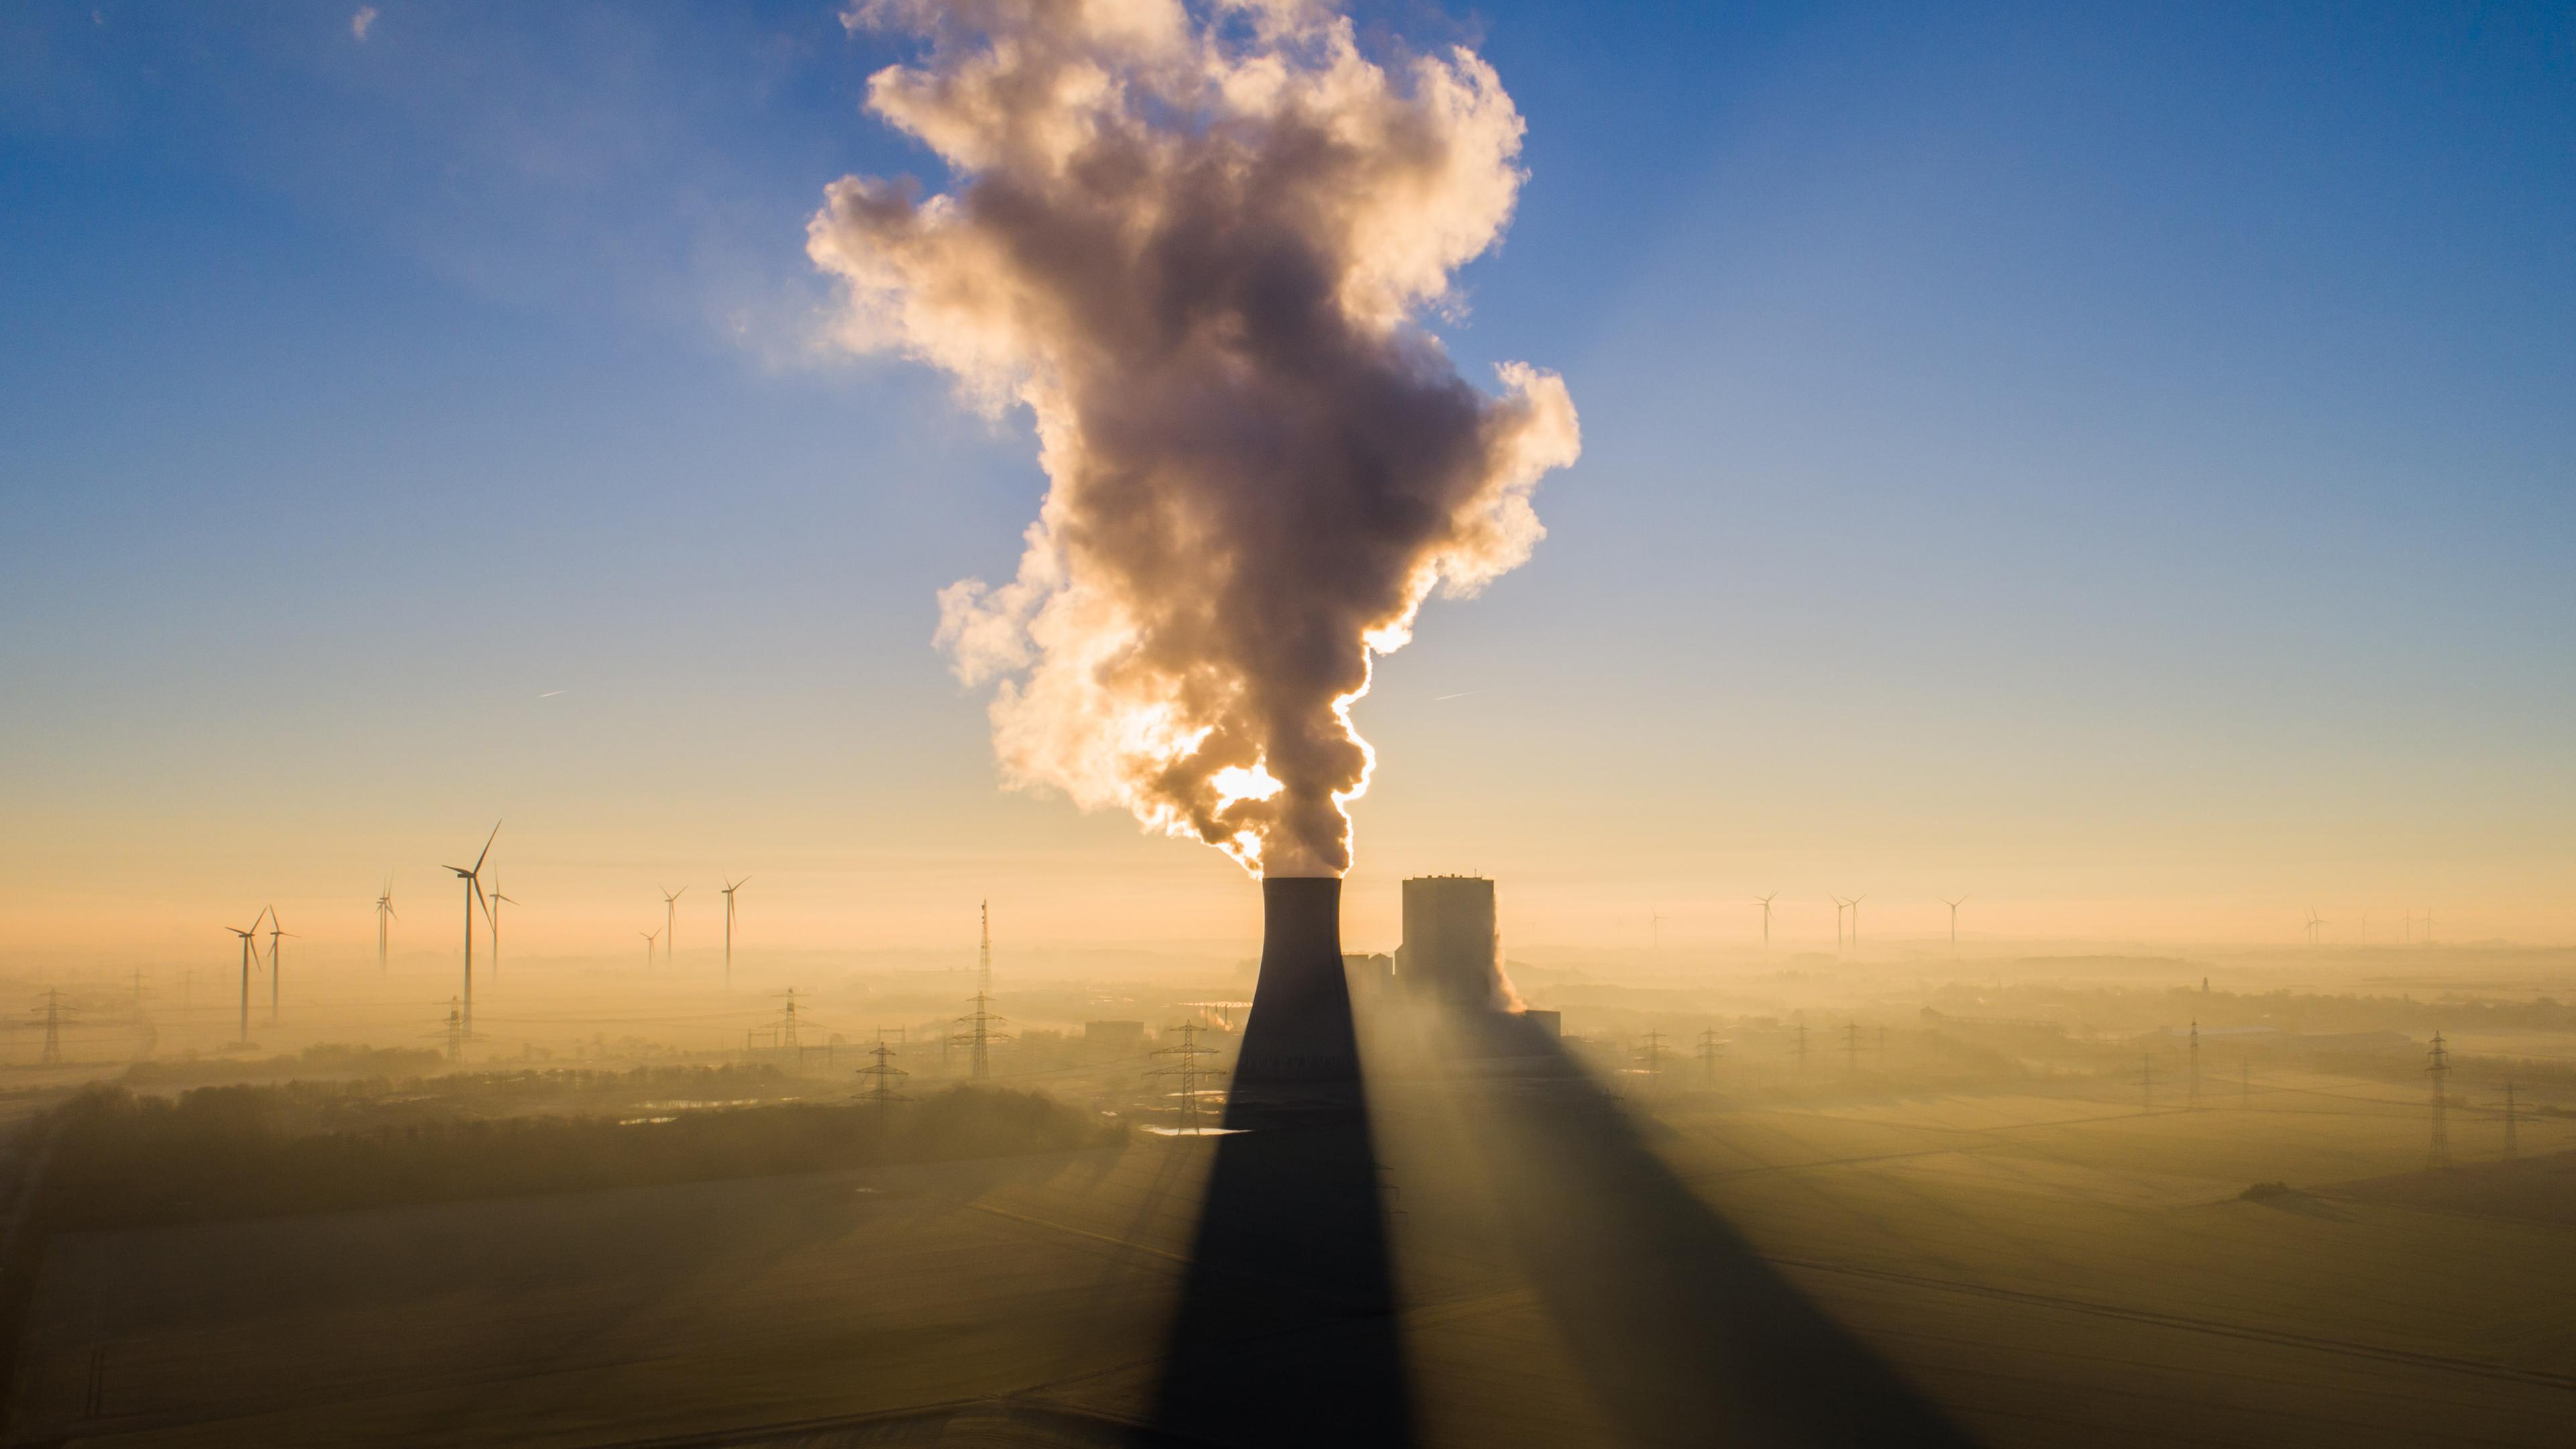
[537,690,567,698]
[810,0,1578,878]
[1434,692,1478,702]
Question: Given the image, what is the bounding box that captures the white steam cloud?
[809,0,1579,876]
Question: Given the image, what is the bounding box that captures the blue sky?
[3,1,2570,955]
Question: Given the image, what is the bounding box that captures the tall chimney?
[1225,876,1363,1124]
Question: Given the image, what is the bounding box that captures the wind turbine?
[486,877,517,987]
[661,885,686,969]
[376,877,396,974]
[2302,908,2326,950]
[226,908,268,1046]
[265,908,297,1024]
[641,928,660,969]
[1849,894,1866,950]
[2419,909,2434,948]
[1831,896,1850,951]
[445,822,499,1038]
[721,877,751,989]
[1754,894,1778,956]
[1941,897,1966,950]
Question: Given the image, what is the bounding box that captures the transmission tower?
[951,992,1011,1081]
[2188,1020,2202,1111]
[1843,1022,1860,1077]
[444,997,464,1064]
[857,1040,910,1108]
[2425,1030,2451,1170]
[977,899,991,998]
[1697,1028,1723,1086]
[2503,1078,2519,1160]
[777,988,802,1057]
[34,989,66,1067]
[1793,1022,1809,1074]
[2241,1057,2251,1107]
[1640,1029,1666,1091]
[2140,1053,2153,1111]
[1151,1021,1221,1132]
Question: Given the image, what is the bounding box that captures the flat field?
[9,1062,2573,1447]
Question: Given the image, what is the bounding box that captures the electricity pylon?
[857,1040,909,1108]
[1843,1022,1860,1077]
[951,992,1010,1081]
[2188,1020,2202,1111]
[1151,1020,1220,1132]
[1697,1028,1723,1086]
[2425,1031,2451,1170]
[34,989,67,1067]
[2503,1079,2519,1160]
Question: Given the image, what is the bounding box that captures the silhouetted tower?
[444,997,464,1064]
[1843,1022,1860,1077]
[2141,1053,2154,1111]
[977,899,991,998]
[2425,1031,2451,1170]
[2504,1078,2520,1160]
[1697,1028,1723,1085]
[2188,1020,2202,1111]
[1793,1022,1809,1073]
[778,988,802,1057]
[952,991,1010,1081]
[2241,1057,2251,1106]
[1151,1020,1220,1132]
[857,1040,909,1108]
[35,989,66,1067]
[1640,1029,1666,1091]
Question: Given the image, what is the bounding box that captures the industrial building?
[1399,874,1511,1009]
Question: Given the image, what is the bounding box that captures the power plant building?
[1399,875,1508,1008]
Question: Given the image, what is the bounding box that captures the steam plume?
[810,0,1579,876]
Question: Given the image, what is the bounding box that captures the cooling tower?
[1224,876,1364,1122]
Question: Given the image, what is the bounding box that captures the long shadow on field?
[1144,1095,1411,1445]
[1446,1010,1980,1448]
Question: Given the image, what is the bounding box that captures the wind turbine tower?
[486,878,517,986]
[661,885,686,970]
[1831,897,1849,952]
[1941,897,1965,952]
[266,909,297,1024]
[721,877,750,989]
[227,908,268,1046]
[376,877,396,974]
[641,928,659,969]
[1754,894,1778,958]
[1849,894,1866,951]
[445,822,499,1038]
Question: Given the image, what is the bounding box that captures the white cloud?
[351,7,378,43]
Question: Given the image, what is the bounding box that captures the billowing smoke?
[809,0,1579,877]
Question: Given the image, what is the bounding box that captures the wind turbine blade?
[473,821,500,874]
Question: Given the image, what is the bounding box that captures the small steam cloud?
[809,0,1579,877]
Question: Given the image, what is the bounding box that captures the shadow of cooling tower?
[1146,877,1415,1445]
[1437,1009,1979,1448]
[1145,877,1966,1447]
